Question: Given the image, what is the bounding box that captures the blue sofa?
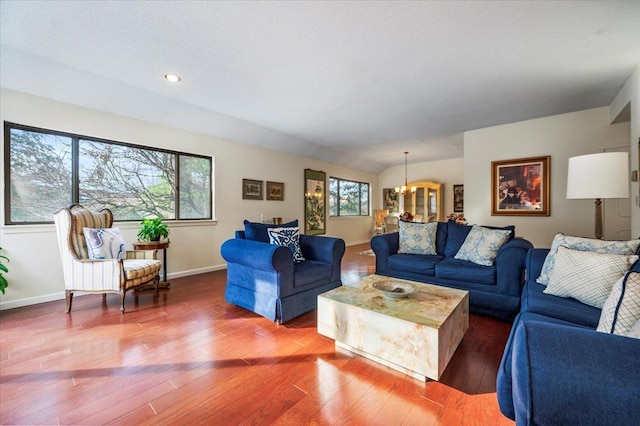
[371,220,533,321]
[497,248,640,425]
[221,221,345,324]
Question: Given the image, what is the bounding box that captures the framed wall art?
[266,181,285,201]
[453,184,464,213]
[304,169,326,235]
[242,179,263,200]
[491,156,550,216]
[382,188,399,213]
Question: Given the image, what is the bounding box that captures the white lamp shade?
[566,152,629,199]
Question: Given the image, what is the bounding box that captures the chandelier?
[395,151,416,194]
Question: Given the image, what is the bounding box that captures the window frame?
[329,176,370,217]
[4,121,213,225]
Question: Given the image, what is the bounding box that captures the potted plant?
[0,247,9,294]
[137,218,169,242]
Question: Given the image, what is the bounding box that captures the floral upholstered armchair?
[53,204,162,313]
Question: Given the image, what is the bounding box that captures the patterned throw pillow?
[267,227,305,263]
[398,221,438,255]
[597,272,640,335]
[627,319,640,339]
[537,233,640,285]
[454,225,511,266]
[543,246,638,309]
[82,227,126,260]
[244,219,299,243]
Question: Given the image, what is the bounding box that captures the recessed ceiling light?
[164,73,182,83]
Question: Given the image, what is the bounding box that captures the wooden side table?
[133,241,170,289]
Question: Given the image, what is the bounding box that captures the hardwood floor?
[0,243,515,425]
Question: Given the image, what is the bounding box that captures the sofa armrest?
[494,237,533,296]
[221,238,293,273]
[299,235,345,264]
[512,321,640,426]
[371,232,399,275]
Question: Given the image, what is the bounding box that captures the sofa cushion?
[597,272,640,336]
[444,220,515,257]
[398,220,437,255]
[537,233,640,285]
[435,221,448,255]
[543,247,638,309]
[244,219,298,243]
[444,220,472,257]
[389,253,443,276]
[435,257,496,285]
[454,225,511,266]
[268,227,305,262]
[83,227,126,260]
[293,260,332,288]
[521,281,601,327]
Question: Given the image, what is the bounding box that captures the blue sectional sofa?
[221,221,345,324]
[497,248,640,425]
[371,220,533,321]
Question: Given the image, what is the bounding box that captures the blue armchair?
[221,222,345,324]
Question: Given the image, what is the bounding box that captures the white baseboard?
[0,292,68,311]
[0,265,229,311]
[166,264,226,279]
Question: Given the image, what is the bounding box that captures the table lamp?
[566,152,629,239]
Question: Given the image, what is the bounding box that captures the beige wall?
[610,65,640,238]
[377,157,464,216]
[464,107,631,248]
[0,89,376,309]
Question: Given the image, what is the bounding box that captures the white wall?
[464,107,631,248]
[377,157,464,216]
[610,65,640,238]
[0,89,376,309]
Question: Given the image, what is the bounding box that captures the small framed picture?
[266,181,285,201]
[491,156,550,216]
[242,179,263,200]
[453,184,464,213]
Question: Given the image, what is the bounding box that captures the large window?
[5,122,212,224]
[329,177,369,217]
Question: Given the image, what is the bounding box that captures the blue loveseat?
[371,220,533,321]
[221,221,345,324]
[497,248,640,425]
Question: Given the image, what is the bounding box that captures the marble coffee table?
[317,274,469,381]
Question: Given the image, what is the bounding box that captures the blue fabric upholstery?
[497,247,640,422]
[435,257,495,285]
[221,228,345,323]
[243,219,298,243]
[512,321,640,425]
[371,221,532,321]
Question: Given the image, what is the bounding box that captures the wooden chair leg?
[120,291,126,313]
[65,290,74,313]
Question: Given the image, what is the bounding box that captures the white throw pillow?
[82,227,126,260]
[543,246,638,309]
[626,319,640,339]
[537,233,640,285]
[597,272,640,335]
[454,225,511,266]
[398,221,438,255]
[267,227,305,263]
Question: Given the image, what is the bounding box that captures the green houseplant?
[0,247,9,294]
[137,218,169,242]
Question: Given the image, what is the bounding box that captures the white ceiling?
[1,1,639,173]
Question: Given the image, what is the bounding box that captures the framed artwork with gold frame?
[491,156,550,216]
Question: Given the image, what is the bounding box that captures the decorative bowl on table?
[372,280,414,299]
